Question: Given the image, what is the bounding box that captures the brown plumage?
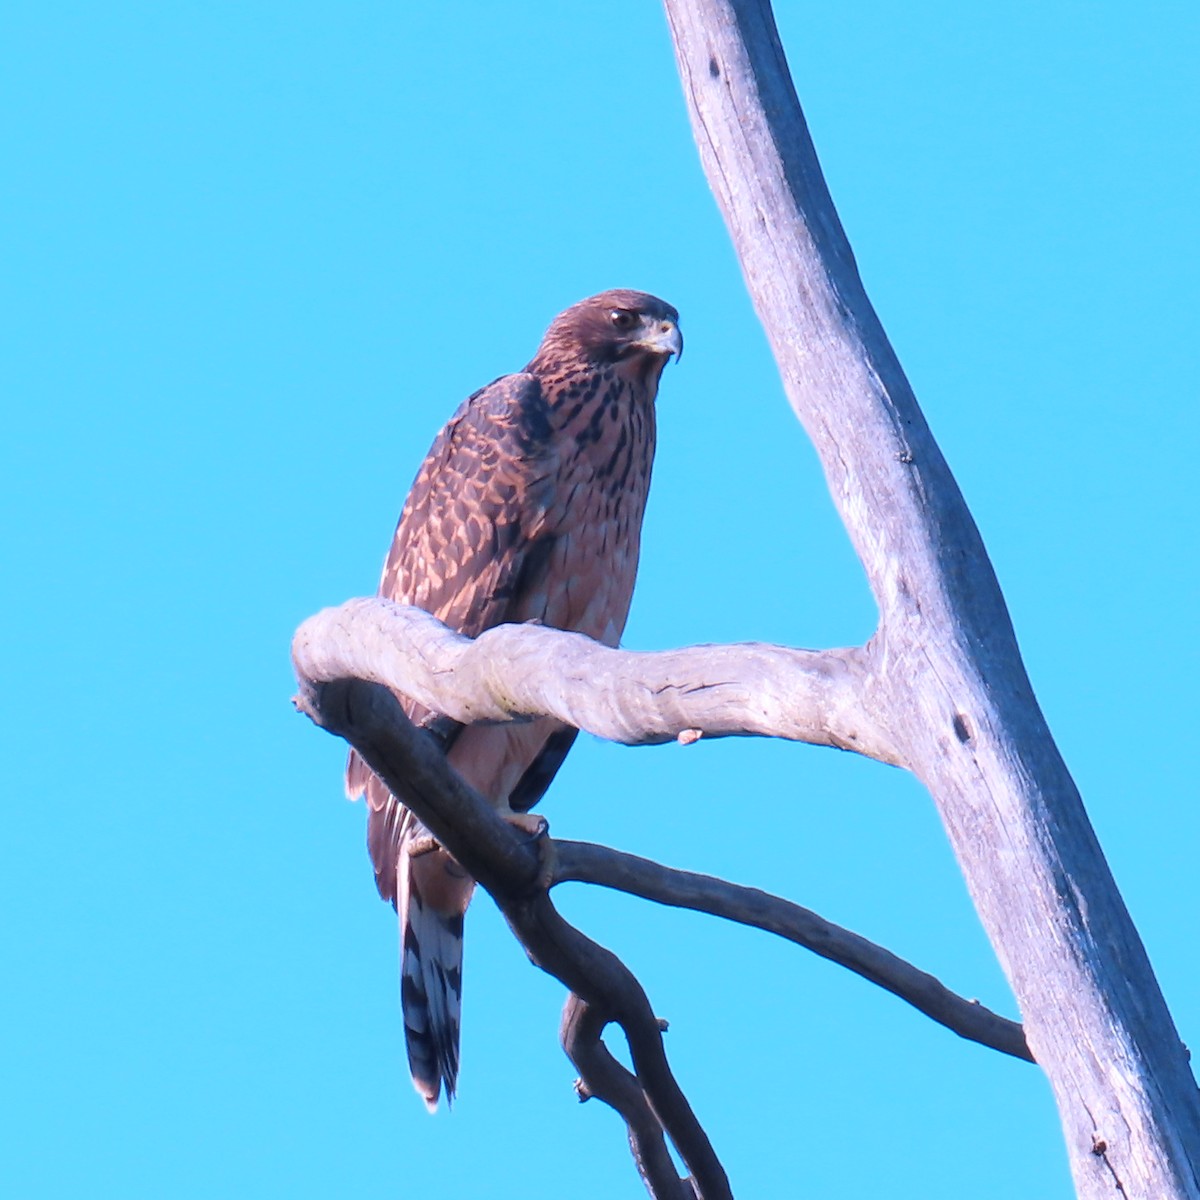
[345,290,682,1110]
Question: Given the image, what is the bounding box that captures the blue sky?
[3,2,1196,1196]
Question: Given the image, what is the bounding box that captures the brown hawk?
[346,290,682,1110]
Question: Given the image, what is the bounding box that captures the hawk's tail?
[398,843,473,1111]
[347,751,474,1111]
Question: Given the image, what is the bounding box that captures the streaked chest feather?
[524,371,656,639]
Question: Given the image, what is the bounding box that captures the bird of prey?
[346,289,682,1111]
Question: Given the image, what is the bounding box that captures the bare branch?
[293,674,730,1199]
[296,666,1030,1064]
[294,660,1033,1193]
[294,675,540,898]
[554,840,1032,1063]
[562,996,695,1200]
[502,888,731,1200]
[293,597,903,766]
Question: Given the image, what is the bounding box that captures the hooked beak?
[636,318,683,363]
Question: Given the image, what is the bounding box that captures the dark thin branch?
[554,840,1032,1063]
[294,676,540,897]
[293,675,730,1200]
[562,996,695,1200]
[500,889,731,1200]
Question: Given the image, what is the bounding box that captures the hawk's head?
[528,290,682,385]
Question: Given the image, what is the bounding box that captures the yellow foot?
[502,811,555,889]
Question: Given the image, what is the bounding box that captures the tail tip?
[413,1074,455,1114]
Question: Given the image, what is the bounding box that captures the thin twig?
[496,891,731,1199]
[561,996,695,1200]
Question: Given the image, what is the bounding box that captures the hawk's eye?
[609,309,637,332]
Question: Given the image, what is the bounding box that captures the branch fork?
[293,602,1029,1197]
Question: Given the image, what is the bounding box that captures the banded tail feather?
[398,858,467,1110]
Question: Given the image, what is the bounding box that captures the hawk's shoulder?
[430,371,553,470]
[459,371,553,442]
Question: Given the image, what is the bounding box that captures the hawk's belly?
[447,457,649,809]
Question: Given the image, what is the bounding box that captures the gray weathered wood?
[293,597,901,763]
[661,1,1200,1195]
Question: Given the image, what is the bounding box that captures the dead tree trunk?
[660,1,1200,1195]
[293,1,1200,1195]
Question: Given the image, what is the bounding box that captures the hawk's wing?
[346,371,571,902]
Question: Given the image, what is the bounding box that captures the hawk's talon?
[504,811,549,842]
[502,811,555,889]
[532,835,557,890]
